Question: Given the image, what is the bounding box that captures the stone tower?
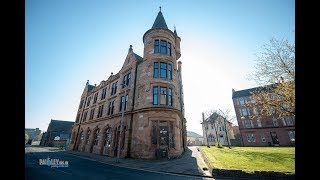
[130,7,186,159]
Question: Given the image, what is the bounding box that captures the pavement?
[60,146,213,178]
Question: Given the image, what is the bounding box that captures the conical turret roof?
[152,7,168,29]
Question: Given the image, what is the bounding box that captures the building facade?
[232,86,295,146]
[40,119,74,147]
[69,9,187,159]
[201,112,234,146]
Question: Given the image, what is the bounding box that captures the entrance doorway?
[270,132,279,145]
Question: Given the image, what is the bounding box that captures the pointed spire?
[152,7,168,29]
[174,25,178,36]
[129,45,133,53]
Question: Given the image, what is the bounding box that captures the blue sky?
[26,0,294,136]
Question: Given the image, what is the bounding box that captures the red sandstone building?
[232,86,295,146]
[69,8,187,159]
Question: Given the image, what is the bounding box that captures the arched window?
[86,130,91,145]
[104,128,112,147]
[94,129,100,146]
[80,131,84,143]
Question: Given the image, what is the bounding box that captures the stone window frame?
[153,61,172,80]
[154,39,172,56]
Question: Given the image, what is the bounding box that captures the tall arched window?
[86,130,91,145]
[104,128,112,147]
[94,129,100,146]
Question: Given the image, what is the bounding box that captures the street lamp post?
[116,83,127,162]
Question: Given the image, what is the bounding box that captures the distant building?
[232,85,295,146]
[201,112,234,146]
[25,128,41,143]
[187,131,203,146]
[69,8,186,159]
[40,119,74,147]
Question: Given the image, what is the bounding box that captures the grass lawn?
[199,146,295,174]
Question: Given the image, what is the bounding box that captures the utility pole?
[116,84,127,162]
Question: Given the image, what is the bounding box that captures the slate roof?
[134,53,143,62]
[232,84,277,98]
[152,10,168,29]
[47,120,74,133]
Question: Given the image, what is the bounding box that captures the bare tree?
[247,38,295,119]
[217,109,236,148]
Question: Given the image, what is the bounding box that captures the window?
[241,108,248,116]
[97,105,104,118]
[257,119,262,127]
[153,86,173,106]
[107,101,115,115]
[104,128,112,147]
[82,111,88,122]
[154,40,159,53]
[288,130,295,142]
[153,87,158,105]
[122,72,131,87]
[211,124,214,129]
[247,108,251,116]
[86,97,91,107]
[160,87,167,105]
[119,94,128,112]
[250,120,254,128]
[239,97,246,105]
[245,120,252,128]
[93,92,98,104]
[154,39,171,56]
[246,133,256,142]
[250,96,254,103]
[167,64,172,80]
[80,131,84,142]
[151,125,157,145]
[168,88,172,106]
[160,40,167,54]
[160,62,167,78]
[94,129,100,146]
[86,130,91,145]
[241,121,245,128]
[79,99,84,109]
[154,62,172,80]
[219,126,222,131]
[101,88,107,100]
[261,133,266,142]
[272,118,279,127]
[111,82,118,95]
[282,116,294,126]
[153,62,159,78]
[89,108,95,120]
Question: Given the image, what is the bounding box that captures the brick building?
[69,8,187,159]
[232,85,295,146]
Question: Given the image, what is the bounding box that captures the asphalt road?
[25,147,210,180]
